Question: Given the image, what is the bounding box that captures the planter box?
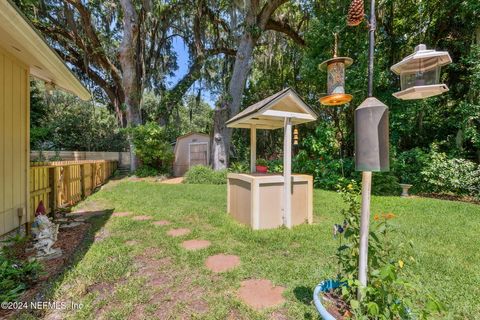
[227,173,313,230]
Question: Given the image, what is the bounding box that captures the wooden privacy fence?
[29,160,118,216]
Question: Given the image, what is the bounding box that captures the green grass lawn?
[34,180,479,319]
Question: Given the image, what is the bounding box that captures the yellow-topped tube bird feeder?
[319,34,353,106]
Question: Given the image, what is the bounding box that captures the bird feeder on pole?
[391,44,452,100]
[347,0,391,298]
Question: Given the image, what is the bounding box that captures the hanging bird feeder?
[319,34,353,106]
[391,44,452,100]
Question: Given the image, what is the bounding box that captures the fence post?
[80,163,85,199]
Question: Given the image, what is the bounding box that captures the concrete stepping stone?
[132,215,152,221]
[238,279,285,310]
[181,240,211,250]
[125,240,138,246]
[59,222,84,229]
[112,212,131,217]
[167,228,191,237]
[205,254,240,273]
[153,220,170,226]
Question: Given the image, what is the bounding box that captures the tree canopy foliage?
[17,0,480,195]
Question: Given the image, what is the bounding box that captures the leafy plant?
[255,158,268,166]
[229,162,249,173]
[333,182,444,319]
[134,165,160,177]
[128,122,174,174]
[372,173,402,196]
[184,165,227,184]
[0,245,43,302]
[267,159,283,173]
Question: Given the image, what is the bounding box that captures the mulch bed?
[417,193,480,205]
[0,221,92,319]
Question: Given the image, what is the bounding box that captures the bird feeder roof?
[391,44,452,75]
[318,56,353,70]
[0,0,90,100]
[226,88,317,130]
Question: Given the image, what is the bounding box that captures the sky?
[167,36,217,108]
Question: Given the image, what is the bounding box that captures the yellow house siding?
[0,46,29,235]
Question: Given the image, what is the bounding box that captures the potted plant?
[255,158,268,173]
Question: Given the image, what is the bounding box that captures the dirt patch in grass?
[88,282,116,302]
[125,240,138,246]
[127,248,209,319]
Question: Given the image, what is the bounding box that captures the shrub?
[134,165,160,177]
[372,173,402,196]
[184,165,227,184]
[421,149,480,198]
[128,122,174,174]
[392,148,429,193]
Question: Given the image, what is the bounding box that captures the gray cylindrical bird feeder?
[355,97,389,172]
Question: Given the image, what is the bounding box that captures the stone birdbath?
[400,183,413,197]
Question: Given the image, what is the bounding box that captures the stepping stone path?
[238,279,285,310]
[205,254,240,273]
[132,215,152,221]
[112,212,131,217]
[153,220,170,226]
[125,240,138,246]
[167,228,191,237]
[181,240,211,250]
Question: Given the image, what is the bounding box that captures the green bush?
[128,122,174,174]
[134,165,160,177]
[392,148,429,193]
[372,173,402,196]
[421,149,480,198]
[184,165,227,184]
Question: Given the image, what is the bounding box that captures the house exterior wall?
[0,46,30,235]
[173,133,210,177]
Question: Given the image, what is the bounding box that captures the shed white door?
[189,143,208,167]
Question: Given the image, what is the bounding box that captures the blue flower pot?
[313,279,343,320]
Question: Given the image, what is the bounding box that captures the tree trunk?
[119,0,143,172]
[212,34,256,169]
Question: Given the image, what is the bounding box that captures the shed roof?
[0,0,90,100]
[226,88,317,129]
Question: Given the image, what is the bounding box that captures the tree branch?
[258,0,288,29]
[265,18,305,46]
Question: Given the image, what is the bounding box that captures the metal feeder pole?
[358,0,376,293]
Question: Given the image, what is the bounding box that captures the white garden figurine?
[31,201,60,257]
